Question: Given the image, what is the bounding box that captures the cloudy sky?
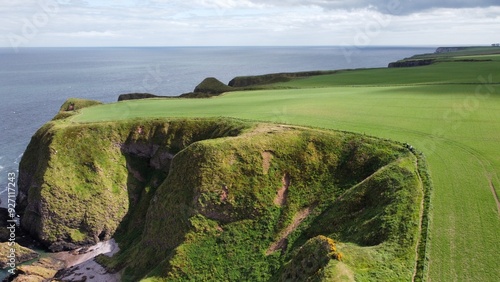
[1,0,499,48]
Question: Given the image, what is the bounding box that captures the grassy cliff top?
[67,50,500,124]
[54,48,500,281]
[410,46,500,60]
[19,116,429,281]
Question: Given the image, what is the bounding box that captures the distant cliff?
[388,59,435,68]
[434,47,468,54]
[118,93,165,101]
[228,71,338,88]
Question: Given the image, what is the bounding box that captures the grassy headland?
[17,46,500,281]
[18,116,426,281]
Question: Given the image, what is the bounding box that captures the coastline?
[51,239,120,281]
[5,45,499,281]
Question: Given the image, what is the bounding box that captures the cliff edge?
[16,100,429,281]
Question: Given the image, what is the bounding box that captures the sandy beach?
[51,239,121,281]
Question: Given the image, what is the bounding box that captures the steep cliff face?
[228,71,338,88]
[388,59,435,68]
[17,103,428,281]
[117,93,163,101]
[435,47,467,53]
[17,121,129,251]
[118,126,424,281]
[17,115,247,251]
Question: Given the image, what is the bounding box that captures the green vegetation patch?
[0,243,39,268]
[100,121,425,281]
[52,98,102,120]
[193,77,235,95]
[19,111,427,281]
[20,48,500,281]
[17,117,249,251]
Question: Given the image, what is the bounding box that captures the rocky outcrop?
[228,70,337,88]
[435,47,467,54]
[0,243,39,268]
[0,208,11,242]
[8,257,66,282]
[177,78,235,98]
[16,117,248,251]
[193,77,234,95]
[117,93,164,101]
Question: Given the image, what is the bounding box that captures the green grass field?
[70,53,500,281]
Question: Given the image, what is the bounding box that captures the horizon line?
[1,44,488,49]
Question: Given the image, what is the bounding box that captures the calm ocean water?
[0,46,435,207]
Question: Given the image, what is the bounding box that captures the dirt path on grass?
[262,151,273,174]
[488,177,500,218]
[274,173,290,207]
[266,206,314,255]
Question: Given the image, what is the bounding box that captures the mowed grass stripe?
[271,62,500,88]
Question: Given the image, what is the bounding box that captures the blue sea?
[0,46,436,207]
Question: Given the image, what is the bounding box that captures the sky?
[1,0,499,48]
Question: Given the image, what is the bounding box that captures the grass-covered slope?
[68,49,500,281]
[17,115,247,251]
[18,108,426,281]
[112,124,423,282]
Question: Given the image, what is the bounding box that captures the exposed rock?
[54,258,120,282]
[435,47,468,53]
[8,257,65,282]
[178,92,215,98]
[0,208,11,242]
[47,242,87,253]
[228,70,337,87]
[15,265,58,280]
[117,93,165,101]
[0,243,39,269]
[16,117,248,251]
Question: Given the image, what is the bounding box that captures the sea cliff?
[13,99,427,281]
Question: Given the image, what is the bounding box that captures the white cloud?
[195,0,266,9]
[0,0,499,47]
[64,30,121,37]
[244,0,500,15]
